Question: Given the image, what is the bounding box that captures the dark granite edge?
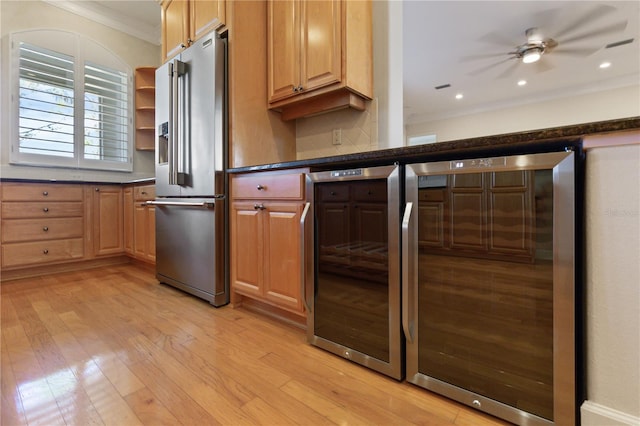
[228,117,640,173]
[0,177,156,185]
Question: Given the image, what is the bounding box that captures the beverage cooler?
[304,165,403,380]
[403,151,577,425]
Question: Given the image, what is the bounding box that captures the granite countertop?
[0,176,155,185]
[228,117,640,173]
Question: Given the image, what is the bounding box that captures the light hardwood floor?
[1,263,512,425]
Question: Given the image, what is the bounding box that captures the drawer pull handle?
[43,249,49,255]
[254,203,266,210]
[43,226,49,232]
[43,207,49,213]
[43,191,48,196]
[95,188,100,192]
[256,184,265,191]
[330,191,336,196]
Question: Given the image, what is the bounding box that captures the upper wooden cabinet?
[267,0,372,121]
[161,0,226,62]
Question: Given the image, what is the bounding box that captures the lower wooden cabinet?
[230,169,308,318]
[124,183,156,264]
[124,187,135,255]
[0,181,155,278]
[134,204,156,263]
[1,183,86,269]
[232,201,304,313]
[90,185,124,257]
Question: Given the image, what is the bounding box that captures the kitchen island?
[229,116,639,174]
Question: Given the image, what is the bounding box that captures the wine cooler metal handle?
[300,202,312,313]
[401,201,414,343]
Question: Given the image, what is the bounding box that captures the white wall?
[406,84,640,144]
[0,0,161,182]
[581,140,640,426]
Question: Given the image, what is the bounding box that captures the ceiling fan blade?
[560,20,627,45]
[553,4,617,39]
[467,57,514,76]
[496,61,520,79]
[460,52,510,62]
[530,8,560,30]
[533,59,554,74]
[477,31,517,48]
[552,46,601,56]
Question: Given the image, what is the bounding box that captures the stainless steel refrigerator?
[149,32,228,307]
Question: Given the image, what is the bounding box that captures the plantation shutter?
[18,42,75,158]
[84,62,129,163]
[12,30,132,171]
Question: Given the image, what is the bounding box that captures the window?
[407,134,437,146]
[11,30,132,171]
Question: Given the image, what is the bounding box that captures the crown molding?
[42,0,161,46]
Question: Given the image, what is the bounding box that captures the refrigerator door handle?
[401,201,414,343]
[167,61,175,185]
[170,59,186,186]
[146,200,216,208]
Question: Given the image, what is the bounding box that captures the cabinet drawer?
[2,238,84,268]
[1,201,84,219]
[134,185,156,201]
[2,217,84,243]
[232,173,305,200]
[1,183,84,201]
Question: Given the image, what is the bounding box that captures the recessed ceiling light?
[517,80,527,86]
[455,93,463,100]
[599,62,611,69]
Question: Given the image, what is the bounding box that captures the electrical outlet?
[332,128,342,145]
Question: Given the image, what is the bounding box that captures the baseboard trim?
[581,401,640,426]
[232,294,306,329]
[0,256,131,282]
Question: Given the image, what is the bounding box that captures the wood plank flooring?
[1,263,512,425]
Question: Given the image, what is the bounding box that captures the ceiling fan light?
[522,47,542,64]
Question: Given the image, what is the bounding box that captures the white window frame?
[10,29,133,172]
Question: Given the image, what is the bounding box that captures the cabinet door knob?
[254,203,266,210]
[95,187,100,192]
[42,191,48,196]
[330,191,336,196]
[43,207,49,213]
[256,184,265,191]
[43,226,49,232]
[43,249,49,255]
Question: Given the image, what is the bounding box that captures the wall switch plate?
[332,128,342,145]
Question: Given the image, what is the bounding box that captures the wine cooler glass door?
[404,151,576,426]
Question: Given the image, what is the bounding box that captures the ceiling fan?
[511,28,558,64]
[465,4,629,78]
